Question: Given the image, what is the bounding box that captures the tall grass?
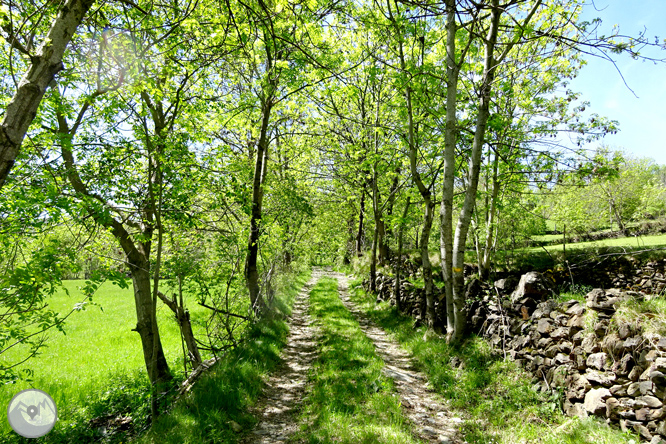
[136,268,310,444]
[614,295,666,337]
[1,268,308,443]
[1,279,212,441]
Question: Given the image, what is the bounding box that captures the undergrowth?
[557,283,592,303]
[614,296,666,337]
[348,279,640,444]
[2,268,310,444]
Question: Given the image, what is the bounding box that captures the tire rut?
[240,270,323,444]
[326,270,465,444]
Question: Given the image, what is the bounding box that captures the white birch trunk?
[450,0,502,342]
[441,0,459,339]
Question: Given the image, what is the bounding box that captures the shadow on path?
[329,271,465,444]
[240,270,323,444]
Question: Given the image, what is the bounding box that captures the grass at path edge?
[347,279,641,444]
[136,268,311,444]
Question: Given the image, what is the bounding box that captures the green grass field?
[0,279,213,441]
[525,233,666,254]
[0,268,310,443]
[531,221,645,244]
[494,233,666,272]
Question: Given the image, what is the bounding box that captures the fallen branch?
[178,356,220,396]
[198,301,251,321]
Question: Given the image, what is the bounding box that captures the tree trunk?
[441,0,459,339]
[473,218,483,276]
[57,106,171,388]
[394,44,437,330]
[386,0,439,331]
[0,0,94,188]
[179,309,201,365]
[246,97,273,315]
[376,211,388,266]
[356,191,365,256]
[384,170,400,260]
[385,172,399,237]
[612,201,626,235]
[394,197,410,312]
[413,224,418,249]
[602,183,627,235]
[479,148,500,280]
[131,264,171,384]
[370,216,378,293]
[450,0,502,343]
[157,280,202,368]
[420,199,435,326]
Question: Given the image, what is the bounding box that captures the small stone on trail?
[423,426,438,435]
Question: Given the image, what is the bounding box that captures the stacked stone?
[481,276,666,444]
[366,265,666,442]
[570,258,666,295]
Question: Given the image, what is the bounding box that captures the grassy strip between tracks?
[348,280,642,444]
[296,277,422,444]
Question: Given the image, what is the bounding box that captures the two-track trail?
[240,270,322,443]
[242,268,463,444]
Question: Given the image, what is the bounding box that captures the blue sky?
[568,0,666,165]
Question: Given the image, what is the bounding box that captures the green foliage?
[545,149,666,235]
[138,269,310,444]
[0,270,308,443]
[0,238,78,383]
[2,0,666,441]
[557,283,592,303]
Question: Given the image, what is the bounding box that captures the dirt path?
[240,270,322,444]
[328,271,464,444]
[242,269,463,444]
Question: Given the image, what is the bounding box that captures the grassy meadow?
[1,279,214,441]
[494,233,666,272]
[525,233,666,254]
[0,268,310,443]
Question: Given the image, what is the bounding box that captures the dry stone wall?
[490,284,666,444]
[366,264,666,443]
[567,258,666,296]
